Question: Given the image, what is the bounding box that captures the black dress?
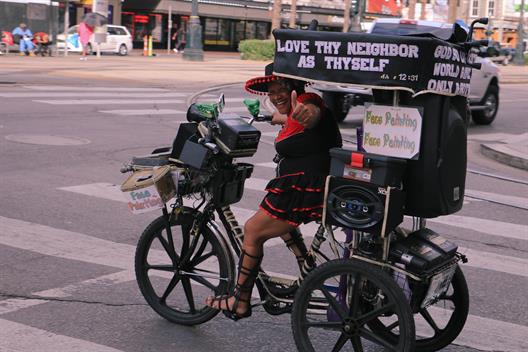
[260,93,342,226]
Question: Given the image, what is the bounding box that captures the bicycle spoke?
[156,233,179,263]
[348,273,361,317]
[188,272,220,291]
[420,308,441,334]
[319,285,347,320]
[189,237,208,265]
[331,333,349,352]
[159,274,180,304]
[190,251,215,267]
[147,264,175,272]
[357,302,396,325]
[181,277,196,313]
[304,321,342,330]
[351,336,364,352]
[360,327,397,351]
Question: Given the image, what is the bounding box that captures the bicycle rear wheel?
[135,207,233,325]
[369,265,469,352]
[292,259,415,352]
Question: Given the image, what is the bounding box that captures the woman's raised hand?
[290,90,321,128]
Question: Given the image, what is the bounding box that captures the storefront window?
[245,21,256,39]
[256,22,269,39]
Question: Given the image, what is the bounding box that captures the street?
[0,55,527,352]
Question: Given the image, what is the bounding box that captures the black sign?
[273,29,475,97]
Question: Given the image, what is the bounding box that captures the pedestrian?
[172,26,186,53]
[12,23,35,56]
[176,26,186,53]
[78,22,93,61]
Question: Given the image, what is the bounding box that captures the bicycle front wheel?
[292,259,415,352]
[135,208,233,325]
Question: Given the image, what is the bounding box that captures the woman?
[205,63,342,320]
[78,22,93,61]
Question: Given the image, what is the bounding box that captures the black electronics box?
[170,122,198,160]
[389,228,458,274]
[323,176,405,235]
[210,163,254,206]
[179,137,213,170]
[214,113,261,157]
[329,148,407,187]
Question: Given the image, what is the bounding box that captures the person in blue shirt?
[12,23,35,56]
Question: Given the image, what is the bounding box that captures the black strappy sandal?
[283,229,309,272]
[207,250,262,321]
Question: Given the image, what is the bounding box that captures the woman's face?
[268,81,292,115]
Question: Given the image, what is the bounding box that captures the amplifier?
[214,113,261,157]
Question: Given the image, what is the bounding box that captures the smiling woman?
[204,63,342,319]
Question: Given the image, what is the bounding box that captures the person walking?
[12,23,35,56]
[78,22,94,60]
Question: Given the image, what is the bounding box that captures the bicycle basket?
[121,165,177,203]
[209,163,254,207]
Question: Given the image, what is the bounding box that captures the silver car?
[57,24,133,56]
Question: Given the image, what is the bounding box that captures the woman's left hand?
[290,91,321,129]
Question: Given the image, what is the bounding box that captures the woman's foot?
[205,294,251,320]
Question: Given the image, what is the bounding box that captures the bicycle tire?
[291,258,415,352]
[369,265,469,352]
[135,208,232,325]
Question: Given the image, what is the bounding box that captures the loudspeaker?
[323,176,405,235]
[170,122,198,160]
[399,94,468,218]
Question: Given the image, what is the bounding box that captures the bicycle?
[120,16,494,351]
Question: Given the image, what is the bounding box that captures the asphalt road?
[0,75,527,352]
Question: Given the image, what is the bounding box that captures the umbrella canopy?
[82,12,108,27]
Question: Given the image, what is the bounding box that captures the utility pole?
[63,0,69,56]
[514,0,525,65]
[343,0,351,32]
[271,0,282,32]
[350,0,363,32]
[408,0,416,19]
[448,0,457,23]
[289,0,297,28]
[183,0,204,61]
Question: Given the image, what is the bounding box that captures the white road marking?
[421,307,528,352]
[0,92,187,98]
[465,189,528,210]
[1,215,527,352]
[99,109,185,116]
[33,99,185,105]
[429,215,528,241]
[0,271,134,315]
[57,182,528,277]
[23,86,169,92]
[0,319,125,352]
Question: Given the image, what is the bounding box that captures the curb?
[480,143,528,170]
[186,82,244,106]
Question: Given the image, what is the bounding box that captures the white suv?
[57,24,132,56]
[317,19,500,125]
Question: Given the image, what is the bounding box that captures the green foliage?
[238,39,275,61]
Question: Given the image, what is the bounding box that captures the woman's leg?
[205,209,296,317]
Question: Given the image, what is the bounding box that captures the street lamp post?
[514,0,525,65]
[183,0,204,61]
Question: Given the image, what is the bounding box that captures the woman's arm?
[291,92,322,129]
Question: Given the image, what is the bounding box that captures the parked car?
[479,41,512,65]
[317,18,500,125]
[57,25,132,56]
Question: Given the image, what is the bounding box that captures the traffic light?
[352,0,359,15]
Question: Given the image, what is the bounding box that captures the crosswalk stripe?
[33,99,185,105]
[99,109,185,116]
[465,189,528,210]
[57,182,528,277]
[0,319,124,352]
[0,271,134,315]
[1,214,527,352]
[23,86,169,92]
[429,215,528,241]
[0,92,187,98]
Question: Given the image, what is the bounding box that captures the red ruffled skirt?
[259,172,325,226]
